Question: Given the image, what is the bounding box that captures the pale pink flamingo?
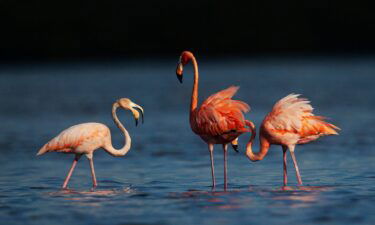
[176,51,253,189]
[245,94,340,186]
[37,98,144,189]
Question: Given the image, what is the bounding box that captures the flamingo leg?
[208,143,216,189]
[223,144,228,190]
[289,145,303,185]
[282,146,288,186]
[86,154,98,189]
[62,154,81,189]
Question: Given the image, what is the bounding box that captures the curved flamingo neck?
[189,54,199,114]
[104,103,131,157]
[246,131,270,162]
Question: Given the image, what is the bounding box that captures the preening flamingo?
[37,98,144,189]
[176,51,253,189]
[245,94,340,186]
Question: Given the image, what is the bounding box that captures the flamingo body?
[190,86,250,144]
[246,94,339,186]
[37,123,110,156]
[261,94,338,146]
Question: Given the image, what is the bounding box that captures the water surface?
[0,57,374,225]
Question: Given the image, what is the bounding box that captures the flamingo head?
[117,98,144,126]
[176,51,193,83]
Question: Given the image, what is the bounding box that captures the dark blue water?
[0,57,375,225]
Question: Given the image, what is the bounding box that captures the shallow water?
[0,57,375,225]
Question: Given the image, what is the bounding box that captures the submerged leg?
[62,154,81,189]
[208,143,216,189]
[86,153,98,189]
[282,146,288,186]
[289,145,303,185]
[223,144,228,190]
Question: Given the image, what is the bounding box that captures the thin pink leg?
[88,156,98,189]
[208,143,216,189]
[62,155,81,189]
[282,146,288,186]
[289,146,303,185]
[223,144,228,191]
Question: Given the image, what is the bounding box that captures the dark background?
[0,0,374,61]
[1,2,375,224]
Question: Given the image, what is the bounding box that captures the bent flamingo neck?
[245,129,270,162]
[103,103,132,157]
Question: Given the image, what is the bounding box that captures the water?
[0,57,374,225]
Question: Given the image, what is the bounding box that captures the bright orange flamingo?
[176,51,253,189]
[37,98,144,189]
[245,94,340,186]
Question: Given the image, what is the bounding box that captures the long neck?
[103,103,132,157]
[190,55,199,114]
[246,131,270,162]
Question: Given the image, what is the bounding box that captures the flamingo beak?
[132,104,144,126]
[231,138,239,153]
[176,63,183,83]
[231,144,239,153]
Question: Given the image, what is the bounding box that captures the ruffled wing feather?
[191,86,250,136]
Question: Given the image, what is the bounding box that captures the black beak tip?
[132,106,144,126]
[176,74,183,83]
[232,144,239,153]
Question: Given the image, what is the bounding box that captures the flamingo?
[36,98,144,189]
[176,51,253,189]
[245,94,340,186]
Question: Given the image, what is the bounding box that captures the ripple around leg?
[46,185,136,197]
[278,185,335,192]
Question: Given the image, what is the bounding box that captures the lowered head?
[116,98,144,126]
[176,51,194,83]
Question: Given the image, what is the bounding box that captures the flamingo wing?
[263,94,340,142]
[191,86,250,136]
[37,123,108,155]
